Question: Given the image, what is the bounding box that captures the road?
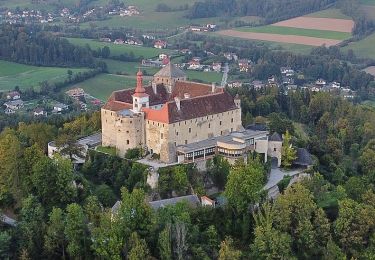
[221,63,229,87]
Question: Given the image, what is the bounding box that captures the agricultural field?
[218,9,354,49]
[0,60,89,91]
[66,38,170,59]
[342,33,375,60]
[67,73,136,101]
[363,66,375,76]
[78,0,260,30]
[236,26,351,40]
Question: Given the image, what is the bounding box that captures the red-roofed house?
[154,40,167,49]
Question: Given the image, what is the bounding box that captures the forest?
[0,25,95,67]
[1,86,375,259]
[187,0,336,22]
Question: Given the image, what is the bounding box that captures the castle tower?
[132,70,149,112]
[153,62,187,93]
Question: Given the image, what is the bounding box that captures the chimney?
[152,82,157,95]
[211,82,216,93]
[184,93,190,99]
[174,97,181,111]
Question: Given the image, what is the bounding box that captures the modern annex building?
[101,63,282,164]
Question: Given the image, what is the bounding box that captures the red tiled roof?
[102,81,236,123]
[110,85,169,106]
[102,100,132,111]
[145,91,237,123]
[171,81,222,99]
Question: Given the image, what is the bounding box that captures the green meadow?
[342,33,375,60]
[305,8,352,19]
[237,25,351,40]
[66,38,170,59]
[67,73,136,101]
[0,60,89,91]
[103,59,160,75]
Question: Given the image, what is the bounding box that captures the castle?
[101,63,282,165]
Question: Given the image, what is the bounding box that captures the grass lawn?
[103,59,159,75]
[186,71,223,83]
[305,8,352,19]
[0,60,89,91]
[342,32,375,60]
[237,25,351,40]
[96,146,117,156]
[266,42,313,54]
[66,38,170,59]
[67,73,136,100]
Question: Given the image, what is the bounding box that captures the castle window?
[185,121,186,125]
[231,128,233,132]
[174,142,176,146]
[189,128,191,133]
[185,140,188,144]
[231,118,233,123]
[126,140,129,145]
[220,131,223,135]
[274,148,277,152]
[126,131,129,133]
[161,133,164,139]
[176,132,179,136]
[220,121,222,125]
[121,120,123,123]
[158,123,160,126]
[163,124,164,127]
[209,123,210,128]
[130,121,132,124]
[190,120,192,123]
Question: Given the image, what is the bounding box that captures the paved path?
[1,214,17,227]
[264,168,302,190]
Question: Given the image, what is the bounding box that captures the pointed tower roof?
[154,62,186,78]
[133,69,148,97]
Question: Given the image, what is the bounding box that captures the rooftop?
[154,62,186,78]
[177,129,269,153]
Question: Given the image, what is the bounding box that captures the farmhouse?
[6,91,21,100]
[101,63,283,165]
[33,108,47,117]
[154,40,167,49]
[4,99,24,110]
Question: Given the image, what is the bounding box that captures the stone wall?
[101,108,145,157]
[146,107,242,163]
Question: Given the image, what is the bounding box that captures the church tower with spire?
[132,70,149,112]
